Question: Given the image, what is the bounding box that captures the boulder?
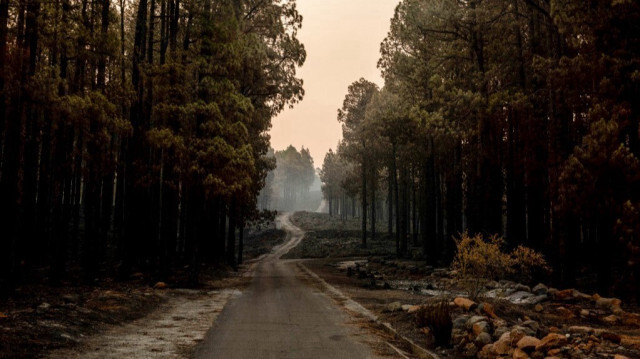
[600,331,622,344]
[485,288,516,299]
[517,336,540,352]
[532,283,548,295]
[512,348,530,359]
[467,315,489,327]
[153,281,167,289]
[455,297,478,311]
[462,342,478,357]
[479,302,499,319]
[384,301,403,313]
[594,294,623,314]
[494,325,511,340]
[553,289,574,300]
[554,306,575,319]
[475,332,493,346]
[473,321,491,336]
[511,325,535,337]
[602,314,619,324]
[453,316,468,329]
[535,333,568,352]
[534,304,543,312]
[493,332,515,355]
[521,320,540,334]
[622,312,640,326]
[506,291,536,304]
[478,344,495,359]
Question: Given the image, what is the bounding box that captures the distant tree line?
[0,0,305,290]
[321,0,640,298]
[259,145,316,212]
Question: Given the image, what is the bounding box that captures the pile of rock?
[448,296,637,359]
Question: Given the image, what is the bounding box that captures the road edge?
[296,262,440,359]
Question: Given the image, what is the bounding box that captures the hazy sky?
[269,0,399,167]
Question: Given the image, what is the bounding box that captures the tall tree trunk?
[361,145,367,249]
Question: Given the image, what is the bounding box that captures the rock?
[572,290,591,301]
[602,314,619,324]
[579,309,590,317]
[38,302,51,310]
[485,288,516,299]
[468,315,489,327]
[511,325,536,337]
[453,316,468,329]
[527,295,548,305]
[535,333,568,352]
[601,331,622,344]
[614,355,630,359]
[407,305,421,313]
[553,288,574,300]
[521,320,540,334]
[473,321,491,336]
[594,294,623,314]
[153,281,168,289]
[479,302,499,319]
[493,332,515,355]
[510,328,527,344]
[475,332,492,346]
[622,312,640,326]
[532,283,548,295]
[517,336,541,352]
[384,301,403,313]
[534,304,543,312]
[506,291,536,304]
[494,325,511,340]
[462,342,478,357]
[555,306,575,319]
[455,297,478,311]
[485,280,500,289]
[515,284,531,292]
[513,348,530,359]
[478,344,495,359]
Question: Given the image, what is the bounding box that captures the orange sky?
[269,0,399,167]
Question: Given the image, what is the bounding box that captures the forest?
[320,0,640,299]
[0,0,305,291]
[259,145,319,212]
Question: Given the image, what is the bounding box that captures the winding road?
[194,213,384,359]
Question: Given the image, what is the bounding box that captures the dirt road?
[194,213,387,359]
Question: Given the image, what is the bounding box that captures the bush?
[415,300,452,348]
[452,232,550,299]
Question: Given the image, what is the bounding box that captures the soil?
[289,211,640,359]
[0,222,287,359]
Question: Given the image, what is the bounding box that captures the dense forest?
[0,0,305,291]
[321,0,640,298]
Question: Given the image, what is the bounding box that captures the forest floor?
[289,211,640,359]
[0,227,286,359]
